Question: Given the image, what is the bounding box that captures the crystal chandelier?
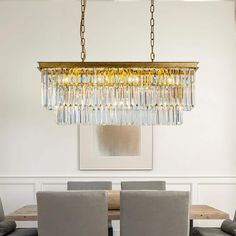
[38,0,198,126]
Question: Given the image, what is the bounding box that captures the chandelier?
[38,0,198,126]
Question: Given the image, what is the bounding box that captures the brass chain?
[80,0,154,62]
[80,0,86,62]
[150,0,155,62]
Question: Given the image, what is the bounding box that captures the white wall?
[0,1,235,234]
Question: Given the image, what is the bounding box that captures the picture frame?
[79,125,153,170]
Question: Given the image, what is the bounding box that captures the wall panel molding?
[1,175,236,231]
[1,175,236,201]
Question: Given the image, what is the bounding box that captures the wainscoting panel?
[1,175,236,234]
[0,183,35,214]
[197,182,236,227]
[41,183,67,191]
[0,183,36,228]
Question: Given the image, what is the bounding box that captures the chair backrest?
[37,191,108,236]
[120,190,190,236]
[67,181,112,190]
[0,197,5,222]
[121,181,166,190]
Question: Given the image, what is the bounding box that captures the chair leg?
[189,219,193,236]
[108,226,113,236]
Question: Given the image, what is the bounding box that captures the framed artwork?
[79,125,153,170]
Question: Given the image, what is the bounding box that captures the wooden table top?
[6,191,229,221]
[7,204,229,221]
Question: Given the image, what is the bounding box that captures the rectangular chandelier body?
[38,61,198,126]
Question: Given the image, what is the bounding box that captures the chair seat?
[193,227,231,236]
[7,228,38,236]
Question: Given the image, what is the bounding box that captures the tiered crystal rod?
[38,62,198,125]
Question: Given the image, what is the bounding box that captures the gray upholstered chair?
[67,181,112,191]
[37,191,108,236]
[0,198,4,222]
[67,181,113,236]
[0,197,38,236]
[121,181,166,190]
[193,210,236,236]
[120,190,190,236]
[2,229,38,236]
[192,228,231,236]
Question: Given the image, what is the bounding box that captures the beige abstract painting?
[79,125,153,170]
[95,126,140,156]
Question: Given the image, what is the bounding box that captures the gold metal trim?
[38,61,199,70]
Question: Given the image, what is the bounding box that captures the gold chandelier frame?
[38,62,198,70]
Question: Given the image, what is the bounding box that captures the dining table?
[6,190,229,236]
